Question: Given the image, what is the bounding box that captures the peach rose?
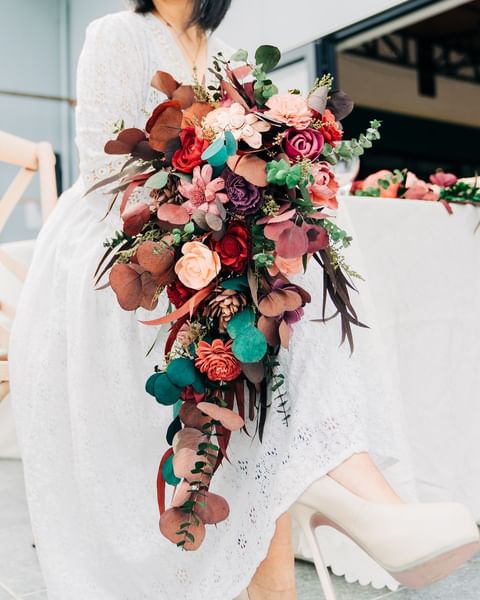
[307,162,339,209]
[195,339,241,382]
[363,170,400,198]
[174,241,221,290]
[264,93,313,130]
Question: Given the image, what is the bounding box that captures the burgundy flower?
[284,127,324,161]
[167,279,196,308]
[214,222,250,273]
[223,167,264,215]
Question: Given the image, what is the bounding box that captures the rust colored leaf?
[172,427,207,454]
[196,402,245,432]
[136,239,175,276]
[182,102,214,128]
[264,220,294,242]
[140,271,160,311]
[178,402,212,430]
[303,223,329,253]
[227,154,268,187]
[104,128,146,155]
[151,71,180,97]
[257,315,280,346]
[172,85,195,109]
[121,202,151,237]
[278,319,291,349]
[109,263,143,311]
[195,492,230,525]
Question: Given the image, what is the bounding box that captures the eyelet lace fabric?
[9,11,406,600]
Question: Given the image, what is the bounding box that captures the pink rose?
[284,127,324,161]
[264,93,312,130]
[307,162,339,209]
[174,241,221,290]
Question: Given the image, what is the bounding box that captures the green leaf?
[145,372,161,396]
[231,48,248,62]
[227,307,256,339]
[232,328,267,363]
[145,171,169,189]
[167,358,197,388]
[184,221,195,235]
[255,45,281,72]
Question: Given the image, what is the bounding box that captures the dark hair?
[132,0,231,31]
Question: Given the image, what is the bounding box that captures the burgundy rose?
[284,127,324,161]
[223,167,264,215]
[214,222,250,273]
[172,127,209,173]
[167,279,196,308]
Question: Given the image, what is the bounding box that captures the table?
[293,195,480,589]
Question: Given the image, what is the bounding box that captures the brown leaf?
[159,507,205,550]
[170,481,193,508]
[240,361,266,383]
[109,263,143,311]
[140,271,160,311]
[196,402,244,432]
[172,85,195,109]
[172,427,207,454]
[195,492,230,525]
[121,202,151,237]
[151,71,180,97]
[258,289,303,318]
[179,402,212,430]
[136,239,175,276]
[278,319,291,348]
[257,316,280,346]
[227,154,268,187]
[104,128,146,155]
[146,100,183,151]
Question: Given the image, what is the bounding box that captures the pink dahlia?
[178,164,228,215]
[264,93,313,130]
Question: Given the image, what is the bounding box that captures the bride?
[9,1,479,599]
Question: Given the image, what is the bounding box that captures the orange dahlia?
[195,340,241,382]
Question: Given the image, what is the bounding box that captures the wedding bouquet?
[91,45,381,550]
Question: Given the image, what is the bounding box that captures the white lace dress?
[9,10,402,600]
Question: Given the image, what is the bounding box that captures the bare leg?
[248,452,402,598]
[248,512,297,600]
[328,452,402,504]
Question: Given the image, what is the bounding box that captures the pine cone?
[204,288,248,332]
[149,177,178,208]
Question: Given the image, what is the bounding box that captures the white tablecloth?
[294,196,480,589]
[2,198,480,589]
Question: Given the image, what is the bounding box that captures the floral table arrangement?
[90,45,381,550]
[353,169,480,213]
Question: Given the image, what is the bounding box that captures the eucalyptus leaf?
[145,171,169,189]
[232,328,267,363]
[226,307,256,339]
[255,45,281,73]
[231,48,248,62]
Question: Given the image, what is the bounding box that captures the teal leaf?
[224,130,237,156]
[255,45,281,73]
[154,374,182,406]
[232,328,267,363]
[145,171,169,189]
[162,453,181,486]
[226,307,256,339]
[221,276,249,292]
[145,372,161,397]
[166,415,182,445]
[167,358,197,388]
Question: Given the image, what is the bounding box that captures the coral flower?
[268,254,304,278]
[204,103,270,149]
[178,164,228,215]
[174,241,221,290]
[195,339,241,381]
[307,162,339,209]
[264,93,313,130]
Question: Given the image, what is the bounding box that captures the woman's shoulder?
[84,10,147,42]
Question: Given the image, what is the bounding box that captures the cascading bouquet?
[91,45,381,550]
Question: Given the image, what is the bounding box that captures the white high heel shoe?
[289,476,480,600]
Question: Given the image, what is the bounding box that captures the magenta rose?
[284,127,325,161]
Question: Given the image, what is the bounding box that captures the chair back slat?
[0,130,58,393]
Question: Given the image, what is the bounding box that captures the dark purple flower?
[284,127,324,161]
[223,167,264,215]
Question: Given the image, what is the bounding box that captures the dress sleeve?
[75,14,146,190]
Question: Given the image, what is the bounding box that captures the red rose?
[172,127,209,173]
[214,222,249,273]
[167,279,196,308]
[320,109,343,145]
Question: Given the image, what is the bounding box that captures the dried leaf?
[172,85,195,109]
[258,289,303,318]
[196,402,245,432]
[182,102,214,128]
[121,202,151,237]
[159,507,205,550]
[109,263,143,311]
[328,90,354,121]
[227,154,268,187]
[157,204,190,226]
[136,239,174,277]
[151,71,180,97]
[104,128,146,155]
[257,316,280,347]
[195,492,230,525]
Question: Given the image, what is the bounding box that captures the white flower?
[204,103,270,149]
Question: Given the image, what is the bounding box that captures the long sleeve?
[75,13,146,191]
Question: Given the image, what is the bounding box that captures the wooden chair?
[0,131,57,402]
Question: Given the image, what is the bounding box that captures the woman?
[9,1,478,599]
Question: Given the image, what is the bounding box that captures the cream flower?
[174,241,221,290]
[204,103,270,149]
[264,93,313,130]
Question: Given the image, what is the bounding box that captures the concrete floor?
[1,459,479,600]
